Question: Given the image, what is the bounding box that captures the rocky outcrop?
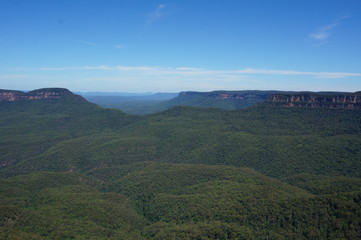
[0,88,86,102]
[0,90,24,101]
[268,93,361,109]
[211,93,252,100]
[179,91,274,100]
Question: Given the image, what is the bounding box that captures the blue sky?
[1,0,361,92]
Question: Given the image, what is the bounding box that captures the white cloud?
[235,68,361,78]
[309,31,330,41]
[175,67,203,71]
[3,65,361,92]
[308,15,350,45]
[309,23,338,42]
[114,66,157,71]
[35,65,361,79]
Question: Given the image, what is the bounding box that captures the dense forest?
[0,88,360,239]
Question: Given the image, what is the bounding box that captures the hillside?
[157,90,279,110]
[0,89,138,177]
[1,88,361,178]
[4,102,360,179]
[0,88,360,239]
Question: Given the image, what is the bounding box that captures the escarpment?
[268,92,361,109]
[0,88,86,102]
[179,91,272,100]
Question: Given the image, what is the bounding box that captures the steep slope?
[0,88,138,177]
[157,90,278,110]
[268,92,361,109]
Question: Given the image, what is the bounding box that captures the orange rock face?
[268,94,361,109]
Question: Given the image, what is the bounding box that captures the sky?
[1,0,361,92]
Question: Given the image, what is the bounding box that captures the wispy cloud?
[309,23,339,41]
[78,40,101,47]
[234,68,361,78]
[4,66,360,92]
[38,66,109,71]
[308,14,350,46]
[146,4,167,27]
[36,65,361,79]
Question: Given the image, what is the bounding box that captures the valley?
[0,88,360,239]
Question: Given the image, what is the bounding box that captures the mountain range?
[0,88,360,239]
[80,90,361,114]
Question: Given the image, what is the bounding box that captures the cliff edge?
[0,88,86,102]
[268,92,361,109]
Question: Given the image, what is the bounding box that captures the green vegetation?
[0,172,146,239]
[1,163,360,239]
[4,102,360,179]
[283,173,361,194]
[1,89,361,239]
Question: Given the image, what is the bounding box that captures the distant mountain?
[81,92,178,115]
[157,90,280,110]
[79,90,361,114]
[268,92,361,109]
[161,90,361,111]
[82,92,178,103]
[0,88,86,102]
[78,91,155,96]
[82,90,282,114]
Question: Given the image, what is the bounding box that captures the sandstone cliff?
[178,91,273,100]
[0,88,86,102]
[268,92,361,109]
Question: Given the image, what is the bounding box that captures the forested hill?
[162,90,361,110]
[157,90,279,110]
[80,89,361,114]
[0,88,360,239]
